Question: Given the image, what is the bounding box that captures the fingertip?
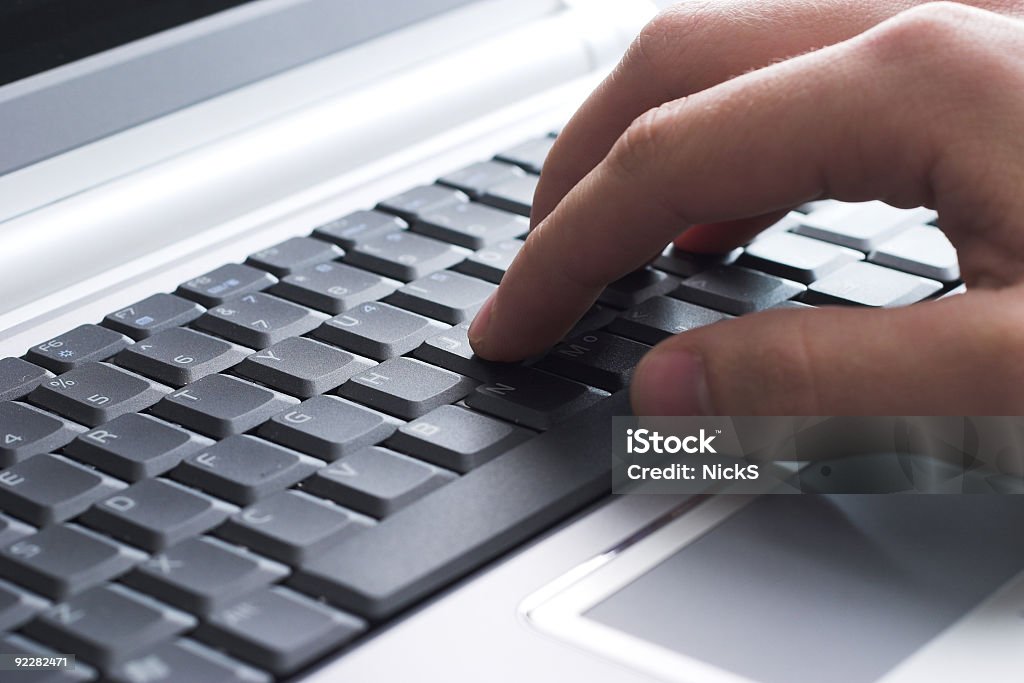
[467,293,496,357]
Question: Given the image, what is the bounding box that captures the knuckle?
[610,104,676,180]
[630,5,708,73]
[861,2,986,63]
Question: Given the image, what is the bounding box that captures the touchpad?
[585,496,1024,683]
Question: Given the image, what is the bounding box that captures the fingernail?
[632,349,713,416]
[468,293,496,349]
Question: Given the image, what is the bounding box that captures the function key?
[376,185,467,223]
[26,324,132,374]
[438,160,525,198]
[245,236,343,277]
[176,264,278,308]
[495,136,555,174]
[0,357,52,402]
[102,293,205,340]
[313,210,408,249]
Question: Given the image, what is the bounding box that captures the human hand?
[468,0,1024,415]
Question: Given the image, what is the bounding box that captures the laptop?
[1,1,1023,681]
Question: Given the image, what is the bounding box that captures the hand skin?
[468,0,1024,416]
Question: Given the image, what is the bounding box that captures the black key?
[608,296,731,344]
[81,478,237,552]
[123,536,287,616]
[259,396,400,462]
[219,490,372,564]
[535,332,650,392]
[793,201,935,251]
[672,267,805,315]
[412,202,528,249]
[102,294,205,340]
[302,447,454,519]
[386,270,496,324]
[115,327,250,387]
[312,302,447,360]
[495,136,554,174]
[270,261,399,314]
[438,160,525,198]
[312,210,408,248]
[235,337,374,398]
[151,375,298,439]
[464,369,609,431]
[0,358,52,402]
[26,325,133,374]
[196,586,365,676]
[28,363,169,427]
[109,639,272,683]
[176,264,277,308]
[567,304,618,337]
[455,239,523,283]
[245,237,343,276]
[172,436,320,505]
[479,173,537,216]
[0,578,49,630]
[290,392,626,621]
[24,584,195,670]
[0,454,125,526]
[0,513,34,547]
[414,323,512,382]
[868,225,960,282]
[0,524,145,600]
[386,405,533,473]
[193,293,326,349]
[653,245,742,278]
[64,414,212,482]
[803,261,943,307]
[339,358,477,420]
[740,231,864,283]
[0,402,85,468]
[376,184,467,223]
[599,268,679,309]
[345,231,471,281]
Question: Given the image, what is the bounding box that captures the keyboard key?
[24,584,195,670]
[376,184,467,223]
[740,232,864,283]
[0,454,125,526]
[259,396,401,462]
[599,268,679,309]
[245,237,343,276]
[235,337,374,398]
[115,327,250,387]
[653,245,742,278]
[465,369,609,431]
[313,210,408,248]
[672,267,805,315]
[386,270,496,324]
[0,358,53,402]
[339,358,477,420]
[193,293,326,349]
[535,331,650,392]
[0,402,86,468]
[64,414,212,482]
[123,537,287,616]
[81,479,237,552]
[413,323,512,382]
[345,231,471,281]
[438,160,525,198]
[0,513,34,548]
[869,225,960,282]
[219,490,372,564]
[412,202,528,249]
[387,405,532,473]
[28,363,170,427]
[151,375,298,439]
[495,136,554,174]
[479,173,538,216]
[312,302,447,360]
[608,296,731,344]
[172,436,320,505]
[197,586,365,676]
[1,579,48,633]
[302,447,454,518]
[109,639,271,683]
[102,294,205,340]
[176,264,277,308]
[793,201,936,251]
[455,238,524,283]
[0,524,145,600]
[270,261,399,314]
[27,325,132,374]
[803,261,943,307]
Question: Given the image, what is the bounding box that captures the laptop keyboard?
[0,131,959,681]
